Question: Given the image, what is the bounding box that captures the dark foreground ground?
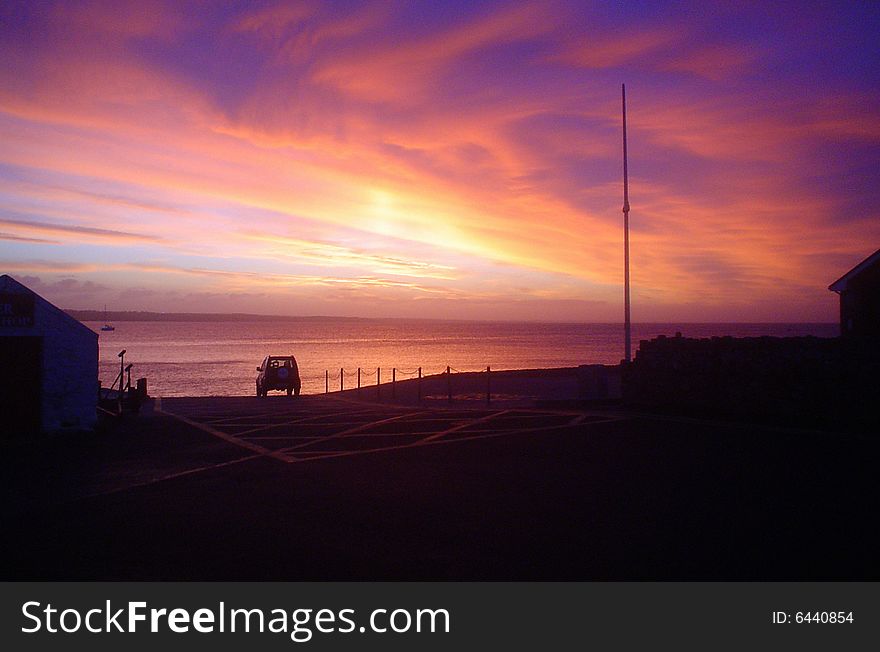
[2,394,877,580]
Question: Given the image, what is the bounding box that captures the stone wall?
[623,334,878,432]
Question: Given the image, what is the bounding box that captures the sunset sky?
[1,0,879,322]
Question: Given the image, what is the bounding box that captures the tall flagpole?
[622,83,632,363]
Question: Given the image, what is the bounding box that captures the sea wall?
[331,365,620,407]
[623,334,879,432]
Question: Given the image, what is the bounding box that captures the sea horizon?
[69,308,839,326]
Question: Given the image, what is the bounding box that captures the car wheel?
[287,387,293,396]
[257,382,263,397]
[294,386,300,397]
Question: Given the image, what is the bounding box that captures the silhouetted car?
[256,355,301,397]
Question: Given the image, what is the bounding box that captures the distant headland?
[64,310,372,323]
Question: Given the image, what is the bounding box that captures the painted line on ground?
[71,454,265,502]
[156,404,295,464]
[156,397,631,467]
[278,410,434,454]
[232,409,389,437]
[419,410,512,443]
[285,418,622,464]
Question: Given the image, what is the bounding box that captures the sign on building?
[0,293,35,327]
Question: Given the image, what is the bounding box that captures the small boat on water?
[101,305,115,331]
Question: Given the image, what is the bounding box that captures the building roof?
[828,248,880,293]
[0,274,97,337]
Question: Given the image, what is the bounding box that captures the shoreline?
[148,365,624,408]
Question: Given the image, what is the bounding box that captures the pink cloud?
[51,0,185,40]
[310,3,556,103]
[230,2,317,39]
[552,26,685,69]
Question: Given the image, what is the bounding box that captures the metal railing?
[322,365,493,404]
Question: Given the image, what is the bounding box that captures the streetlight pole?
[622,83,632,363]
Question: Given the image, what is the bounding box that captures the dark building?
[0,275,98,435]
[829,248,880,338]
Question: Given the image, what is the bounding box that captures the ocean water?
[87,320,839,397]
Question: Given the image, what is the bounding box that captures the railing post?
[118,349,126,414]
[358,367,361,390]
[377,367,381,399]
[418,367,422,403]
[487,365,491,405]
[447,365,452,404]
[340,367,344,392]
[392,368,396,399]
[325,370,328,394]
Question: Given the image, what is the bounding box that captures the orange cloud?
[552,26,685,69]
[51,0,184,40]
[230,2,317,39]
[659,43,761,80]
[242,232,459,279]
[311,3,556,103]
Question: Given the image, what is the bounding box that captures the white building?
[0,275,98,434]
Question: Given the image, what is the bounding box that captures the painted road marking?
[419,410,512,443]
[232,409,388,437]
[278,411,434,454]
[157,404,296,464]
[76,412,631,497]
[71,454,265,502]
[58,397,634,501]
[159,397,632,467]
[284,417,626,463]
